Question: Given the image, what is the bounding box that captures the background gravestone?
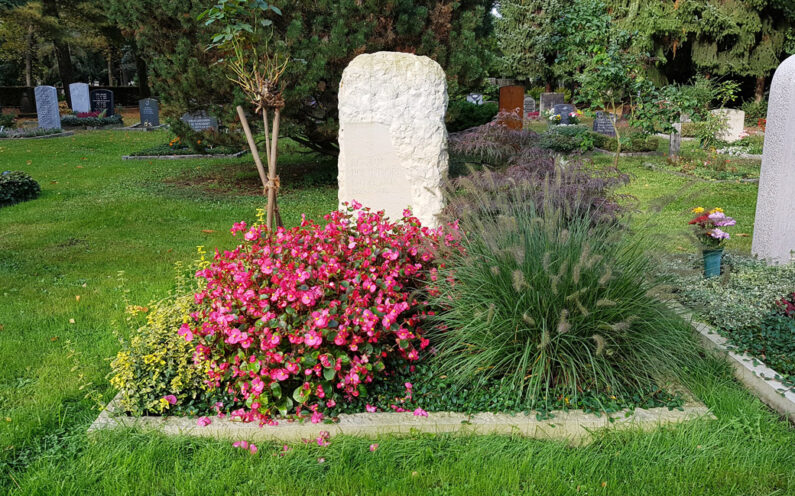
[539,92,564,114]
[90,89,114,116]
[139,98,160,126]
[34,85,61,130]
[337,51,448,228]
[593,111,616,136]
[552,103,576,124]
[711,108,745,142]
[181,111,218,131]
[466,93,483,105]
[752,54,795,263]
[69,83,90,113]
[524,96,536,113]
[669,122,682,158]
[498,85,524,129]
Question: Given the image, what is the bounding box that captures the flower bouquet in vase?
[688,207,736,277]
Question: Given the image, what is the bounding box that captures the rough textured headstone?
[593,111,616,135]
[139,98,160,126]
[669,122,682,158]
[69,83,90,113]
[34,85,60,130]
[498,85,524,130]
[181,111,218,131]
[552,103,576,125]
[752,55,795,263]
[539,92,565,114]
[337,51,447,228]
[496,78,517,88]
[524,96,536,113]
[90,89,114,116]
[466,93,483,105]
[711,108,745,143]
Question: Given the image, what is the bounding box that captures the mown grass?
[1,130,792,496]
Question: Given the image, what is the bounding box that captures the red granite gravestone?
[498,85,524,130]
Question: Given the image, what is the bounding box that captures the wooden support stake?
[235,105,268,191]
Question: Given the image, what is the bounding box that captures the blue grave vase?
[702,247,724,278]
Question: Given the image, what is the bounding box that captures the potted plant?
[689,207,736,277]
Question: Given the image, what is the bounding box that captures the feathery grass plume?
[512,270,528,293]
[512,246,525,266]
[490,266,501,276]
[426,186,700,409]
[592,334,606,356]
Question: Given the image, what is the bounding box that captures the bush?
[592,132,659,153]
[0,113,15,129]
[168,118,241,154]
[427,197,697,407]
[0,127,63,139]
[181,205,460,424]
[448,115,538,165]
[0,170,41,207]
[60,114,123,128]
[742,100,768,126]
[446,100,499,132]
[538,125,594,153]
[109,267,212,416]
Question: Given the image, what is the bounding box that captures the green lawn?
[1,131,793,495]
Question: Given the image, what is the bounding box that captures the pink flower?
[197,416,212,427]
[304,331,322,348]
[369,443,379,452]
[233,440,249,449]
[272,369,289,381]
[249,444,258,454]
[178,323,194,342]
[162,395,177,405]
[311,411,324,424]
[413,408,428,417]
[365,404,377,413]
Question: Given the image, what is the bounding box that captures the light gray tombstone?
[539,92,565,114]
[752,54,795,264]
[139,98,160,126]
[466,93,484,105]
[337,52,448,228]
[711,108,745,142]
[669,122,682,158]
[524,96,536,113]
[34,85,61,130]
[69,83,90,113]
[181,111,218,131]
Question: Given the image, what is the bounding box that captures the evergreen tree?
[495,0,560,87]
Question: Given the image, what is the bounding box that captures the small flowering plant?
[181,203,460,425]
[545,109,562,124]
[568,110,582,125]
[689,207,736,248]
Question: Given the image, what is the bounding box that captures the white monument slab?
[69,82,90,113]
[711,108,745,143]
[752,54,795,263]
[337,52,448,227]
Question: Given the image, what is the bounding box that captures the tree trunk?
[25,25,33,87]
[41,0,74,103]
[754,76,765,103]
[107,52,115,86]
[133,44,150,98]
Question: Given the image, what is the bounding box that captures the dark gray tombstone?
[181,111,218,131]
[552,103,576,124]
[34,85,61,130]
[90,89,114,116]
[138,98,160,126]
[524,96,536,113]
[539,92,565,114]
[69,83,90,113]
[466,93,484,105]
[592,111,616,136]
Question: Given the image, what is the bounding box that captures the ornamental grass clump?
[427,191,698,408]
[182,204,460,424]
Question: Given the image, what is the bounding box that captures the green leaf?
[323,367,336,381]
[293,386,309,404]
[270,382,282,399]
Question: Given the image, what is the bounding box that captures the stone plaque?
[593,111,616,136]
[466,93,484,105]
[752,54,795,263]
[139,98,160,126]
[539,92,565,114]
[498,85,524,130]
[69,83,90,113]
[90,89,114,116]
[524,96,536,114]
[711,108,745,143]
[338,51,448,228]
[552,103,576,125]
[34,85,60,130]
[181,111,218,131]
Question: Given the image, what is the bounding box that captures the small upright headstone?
[34,85,60,130]
[90,89,114,116]
[138,98,160,127]
[711,108,745,143]
[181,111,218,131]
[752,54,795,264]
[552,103,576,124]
[337,51,447,228]
[524,96,536,113]
[69,83,90,113]
[466,93,484,105]
[539,92,565,114]
[498,85,524,130]
[593,111,616,136]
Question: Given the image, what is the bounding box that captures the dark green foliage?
[592,132,660,153]
[130,143,242,157]
[0,127,63,138]
[445,100,498,132]
[60,114,123,127]
[0,170,40,206]
[729,312,794,381]
[537,125,594,153]
[429,194,698,408]
[742,100,769,125]
[0,113,14,128]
